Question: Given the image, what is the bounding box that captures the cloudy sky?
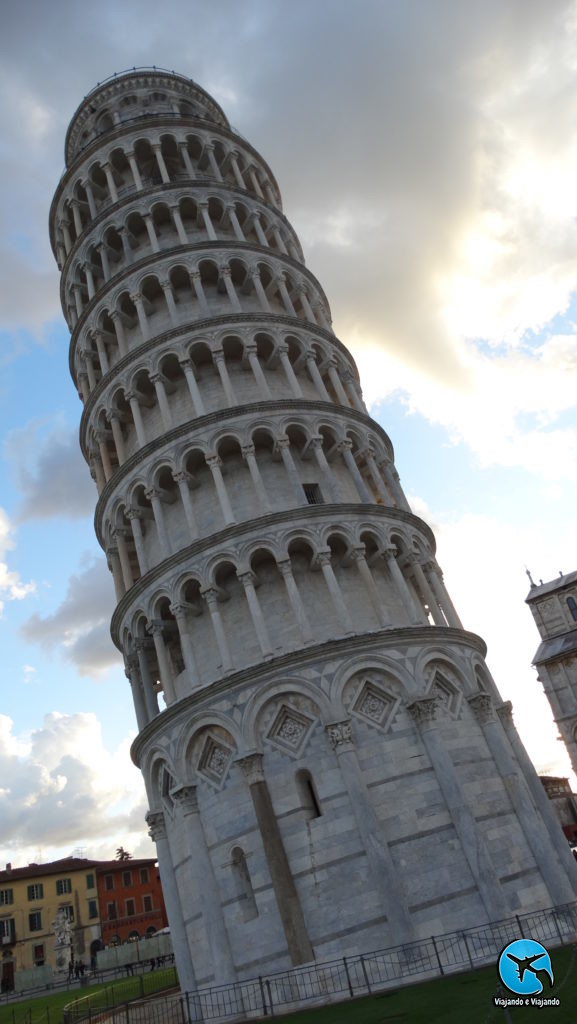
[1,0,576,869]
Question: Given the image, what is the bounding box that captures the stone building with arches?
[51,68,577,994]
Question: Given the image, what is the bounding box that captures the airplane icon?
[506,952,549,984]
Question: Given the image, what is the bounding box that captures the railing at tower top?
[81,67,199,102]
[62,896,577,1023]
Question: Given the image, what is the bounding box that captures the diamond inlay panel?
[197,734,234,787]
[352,680,398,731]
[267,704,316,756]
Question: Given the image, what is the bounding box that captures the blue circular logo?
[498,939,554,996]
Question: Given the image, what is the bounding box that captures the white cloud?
[6,422,96,522]
[0,713,149,863]
[0,508,35,615]
[21,557,120,676]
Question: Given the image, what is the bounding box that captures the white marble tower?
[50,68,577,993]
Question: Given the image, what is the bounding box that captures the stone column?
[342,371,366,413]
[227,203,245,241]
[71,200,83,236]
[238,570,273,656]
[126,509,148,575]
[143,213,160,252]
[109,412,126,465]
[84,264,95,301]
[310,437,342,501]
[149,623,176,705]
[201,588,233,672]
[380,459,411,512]
[199,201,217,241]
[146,811,198,995]
[214,351,237,406]
[275,436,307,505]
[91,330,109,374]
[245,345,272,399]
[408,697,508,922]
[352,547,389,627]
[251,267,271,312]
[468,694,575,906]
[272,225,288,254]
[242,444,271,512]
[277,559,314,644]
[114,527,134,590]
[317,551,354,633]
[277,275,296,317]
[131,292,150,340]
[229,151,245,189]
[78,372,90,403]
[97,432,112,481]
[497,701,577,896]
[384,549,422,624]
[250,211,268,247]
[206,454,235,524]
[97,243,111,281]
[82,180,97,218]
[107,547,124,602]
[89,451,106,492]
[205,144,223,181]
[125,655,147,731]
[361,449,390,505]
[170,204,188,245]
[305,354,330,402]
[248,168,264,198]
[173,471,199,539]
[190,270,210,316]
[146,489,171,559]
[278,345,303,397]
[135,639,159,720]
[408,558,446,626]
[179,358,206,416]
[102,162,118,203]
[338,440,372,502]
[152,143,171,184]
[160,279,178,325]
[125,390,147,446]
[172,785,237,983]
[326,721,415,941]
[126,150,143,190]
[220,266,242,312]
[425,563,463,629]
[170,604,200,688]
[110,311,128,357]
[178,141,195,178]
[237,753,314,965]
[326,359,350,406]
[297,285,315,323]
[150,373,173,429]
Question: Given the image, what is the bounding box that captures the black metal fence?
[62,898,577,1023]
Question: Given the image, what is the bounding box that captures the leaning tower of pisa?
[50,68,577,993]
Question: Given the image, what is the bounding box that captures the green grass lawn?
[1,949,575,1024]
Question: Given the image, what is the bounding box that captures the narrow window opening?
[230,847,258,922]
[303,483,323,505]
[296,769,322,820]
[567,596,577,622]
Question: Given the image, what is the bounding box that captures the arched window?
[567,596,577,622]
[295,769,322,820]
[230,847,258,922]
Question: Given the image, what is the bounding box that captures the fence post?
[359,955,372,993]
[139,975,144,999]
[431,936,445,976]
[184,991,191,1024]
[342,957,354,998]
[515,915,525,938]
[462,932,474,970]
[258,976,268,1016]
[265,980,274,1016]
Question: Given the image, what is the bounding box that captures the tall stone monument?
[526,569,577,774]
[50,68,577,992]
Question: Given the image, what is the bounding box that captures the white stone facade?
[51,69,577,993]
[527,570,577,774]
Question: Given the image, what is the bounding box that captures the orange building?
[95,859,167,946]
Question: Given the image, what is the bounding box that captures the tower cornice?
[129,625,488,766]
